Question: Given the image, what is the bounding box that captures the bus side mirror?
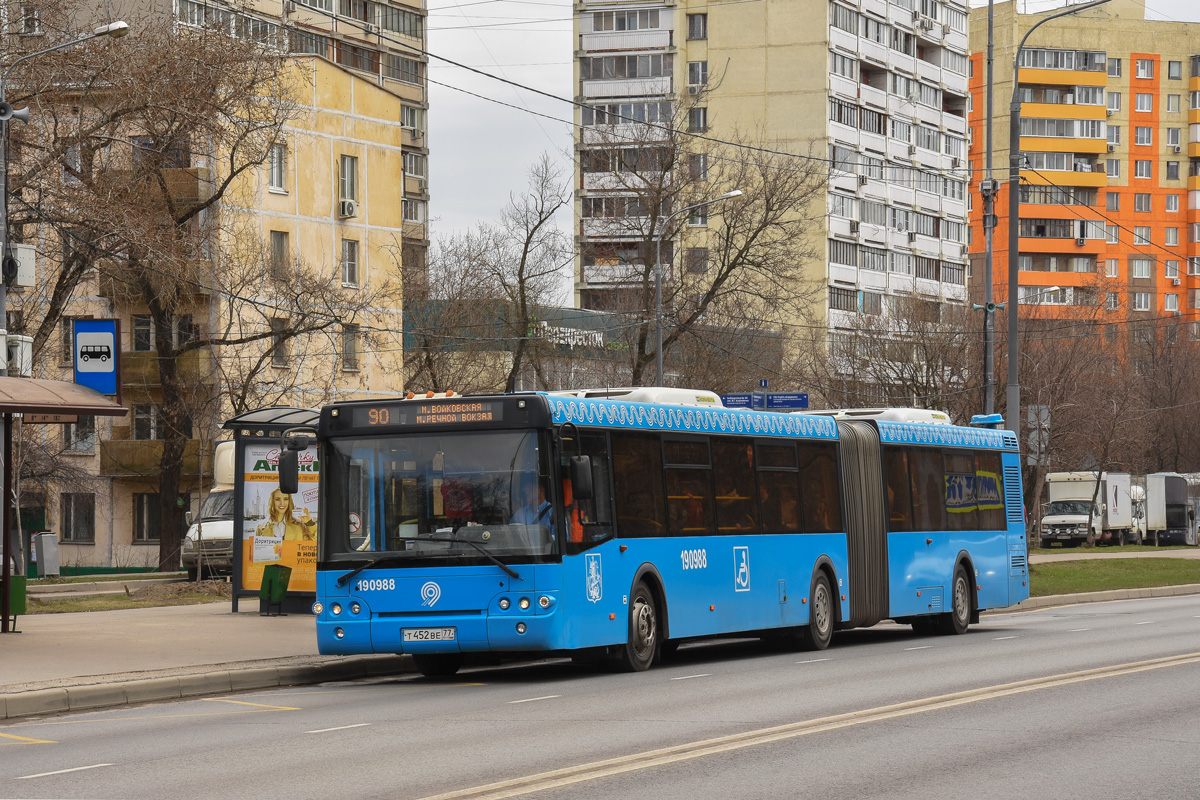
[569,455,593,501]
[278,432,309,495]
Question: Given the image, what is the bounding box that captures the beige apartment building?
[967,0,1200,331]
[574,0,972,361]
[7,0,426,570]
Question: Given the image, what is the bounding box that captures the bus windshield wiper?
[336,556,408,587]
[395,537,521,580]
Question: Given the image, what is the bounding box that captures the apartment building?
[6,1,424,570]
[573,0,972,368]
[967,0,1197,329]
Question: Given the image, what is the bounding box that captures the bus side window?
[712,437,759,533]
[565,433,614,551]
[664,438,714,536]
[883,447,913,532]
[943,451,978,532]
[798,442,842,533]
[756,442,800,533]
[974,451,1006,530]
[611,432,667,537]
[909,449,947,531]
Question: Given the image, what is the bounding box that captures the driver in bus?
[511,478,552,526]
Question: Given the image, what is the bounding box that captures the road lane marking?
[307,724,371,734]
[1136,621,1155,625]
[993,636,1017,641]
[670,674,710,681]
[0,732,57,745]
[1068,628,1091,632]
[904,646,932,651]
[202,699,301,710]
[795,659,830,664]
[419,652,1200,800]
[508,696,560,705]
[16,764,113,780]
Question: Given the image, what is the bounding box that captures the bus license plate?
[402,627,456,642]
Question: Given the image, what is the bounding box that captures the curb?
[5,584,1200,722]
[1,655,410,721]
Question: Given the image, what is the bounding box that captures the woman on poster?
[256,488,316,542]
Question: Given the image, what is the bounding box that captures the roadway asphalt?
[3,548,1199,721]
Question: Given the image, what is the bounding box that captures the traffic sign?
[722,392,809,410]
[765,393,809,410]
[73,319,119,395]
[720,393,753,408]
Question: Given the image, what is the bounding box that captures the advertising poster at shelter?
[240,443,319,593]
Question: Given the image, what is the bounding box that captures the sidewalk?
[3,563,1200,721]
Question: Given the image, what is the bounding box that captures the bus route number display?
[352,401,502,428]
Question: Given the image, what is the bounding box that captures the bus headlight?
[312,602,324,615]
[519,597,531,610]
[335,627,345,639]
[350,602,361,615]
[538,596,551,609]
[516,622,527,634]
[331,603,343,616]
[498,597,511,610]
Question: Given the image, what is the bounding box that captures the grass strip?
[1031,558,1200,597]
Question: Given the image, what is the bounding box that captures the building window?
[688,205,708,226]
[404,152,426,177]
[688,107,708,132]
[685,247,709,274]
[270,318,288,366]
[1135,93,1152,112]
[341,239,358,286]
[687,61,708,88]
[341,324,360,371]
[133,494,161,542]
[1134,193,1151,212]
[1107,58,1121,77]
[1134,160,1152,179]
[1106,192,1120,211]
[1166,229,1180,247]
[63,417,96,453]
[61,493,95,542]
[688,153,709,180]
[175,315,197,346]
[1134,226,1151,245]
[1106,292,1119,310]
[269,230,289,277]
[829,286,856,312]
[1135,59,1154,79]
[1166,194,1180,212]
[1167,161,1180,181]
[1168,60,1182,80]
[339,154,358,202]
[1134,127,1152,146]
[1131,258,1152,278]
[1133,292,1151,311]
[402,199,425,223]
[132,315,154,352]
[401,105,424,132]
[268,143,287,192]
[1166,294,1179,312]
[1167,128,1181,147]
[1107,126,1120,145]
[1105,159,1120,178]
[687,13,706,39]
[61,316,92,363]
[1107,92,1121,112]
[1167,94,1181,113]
[1106,224,1119,244]
[1166,258,1180,276]
[132,405,163,440]
[1106,258,1119,277]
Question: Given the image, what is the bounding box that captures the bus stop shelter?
[1,378,129,633]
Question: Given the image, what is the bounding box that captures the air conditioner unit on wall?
[417,178,427,192]
[1107,144,1115,153]
[907,231,918,243]
[1075,237,1086,246]
[850,221,861,234]
[1173,278,1182,286]
[1174,145,1182,153]
[908,144,917,156]
[1106,109,1114,117]
[858,174,869,185]
[941,23,950,35]
[364,22,377,34]
[339,199,358,218]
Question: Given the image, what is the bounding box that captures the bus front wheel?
[412,653,464,678]
[612,581,659,672]
[938,565,972,636]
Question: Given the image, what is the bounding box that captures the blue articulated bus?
[291,388,1029,677]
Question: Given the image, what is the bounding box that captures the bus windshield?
[322,429,557,563]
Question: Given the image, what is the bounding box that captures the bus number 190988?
[681,549,708,570]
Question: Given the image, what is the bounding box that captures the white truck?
[1042,472,1136,547]
[181,441,236,580]
[1144,472,1198,546]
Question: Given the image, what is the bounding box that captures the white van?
[181,441,236,580]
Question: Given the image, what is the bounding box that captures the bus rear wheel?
[798,573,834,651]
[612,581,658,672]
[938,565,972,636]
[412,653,464,678]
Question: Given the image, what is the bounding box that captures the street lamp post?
[0,20,129,633]
[1006,0,1112,437]
[654,189,742,386]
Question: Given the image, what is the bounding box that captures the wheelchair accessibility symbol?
[733,546,750,592]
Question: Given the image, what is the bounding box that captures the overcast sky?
[426,0,1200,237]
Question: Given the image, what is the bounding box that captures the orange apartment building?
[968,0,1198,333]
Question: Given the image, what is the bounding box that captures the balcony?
[580,30,671,53]
[161,167,212,207]
[100,438,207,478]
[121,349,215,388]
[99,260,215,302]
[581,76,671,100]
